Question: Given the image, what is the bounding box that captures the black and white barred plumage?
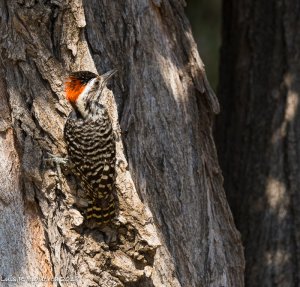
[64,70,117,225]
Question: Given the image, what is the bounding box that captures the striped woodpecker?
[64,70,117,225]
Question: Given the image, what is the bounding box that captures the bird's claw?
[46,153,69,166]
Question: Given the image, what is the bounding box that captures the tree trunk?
[0,1,244,286]
[217,0,300,286]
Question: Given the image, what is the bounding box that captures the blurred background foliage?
[185,0,221,91]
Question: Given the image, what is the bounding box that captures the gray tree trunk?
[216,0,300,286]
[0,1,244,286]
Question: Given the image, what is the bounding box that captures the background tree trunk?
[216,0,300,286]
[0,1,244,286]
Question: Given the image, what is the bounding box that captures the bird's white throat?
[76,78,98,118]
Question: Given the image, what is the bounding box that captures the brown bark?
[216,0,300,286]
[0,1,244,286]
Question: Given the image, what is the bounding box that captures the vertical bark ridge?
[217,0,300,285]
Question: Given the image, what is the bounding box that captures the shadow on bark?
[216,0,300,285]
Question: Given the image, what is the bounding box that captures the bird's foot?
[46,153,70,190]
[46,153,69,166]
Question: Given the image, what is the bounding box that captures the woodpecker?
[64,70,117,225]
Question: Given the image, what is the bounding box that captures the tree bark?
[0,1,244,286]
[217,0,300,286]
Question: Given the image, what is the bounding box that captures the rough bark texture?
[217,0,300,286]
[0,1,244,286]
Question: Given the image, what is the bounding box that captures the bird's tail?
[86,192,117,225]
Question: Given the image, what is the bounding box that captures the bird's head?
[65,70,117,117]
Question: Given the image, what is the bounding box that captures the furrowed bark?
[0,1,244,286]
[217,0,300,286]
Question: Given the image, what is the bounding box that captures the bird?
[63,70,118,226]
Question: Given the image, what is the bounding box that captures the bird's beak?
[100,69,118,83]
